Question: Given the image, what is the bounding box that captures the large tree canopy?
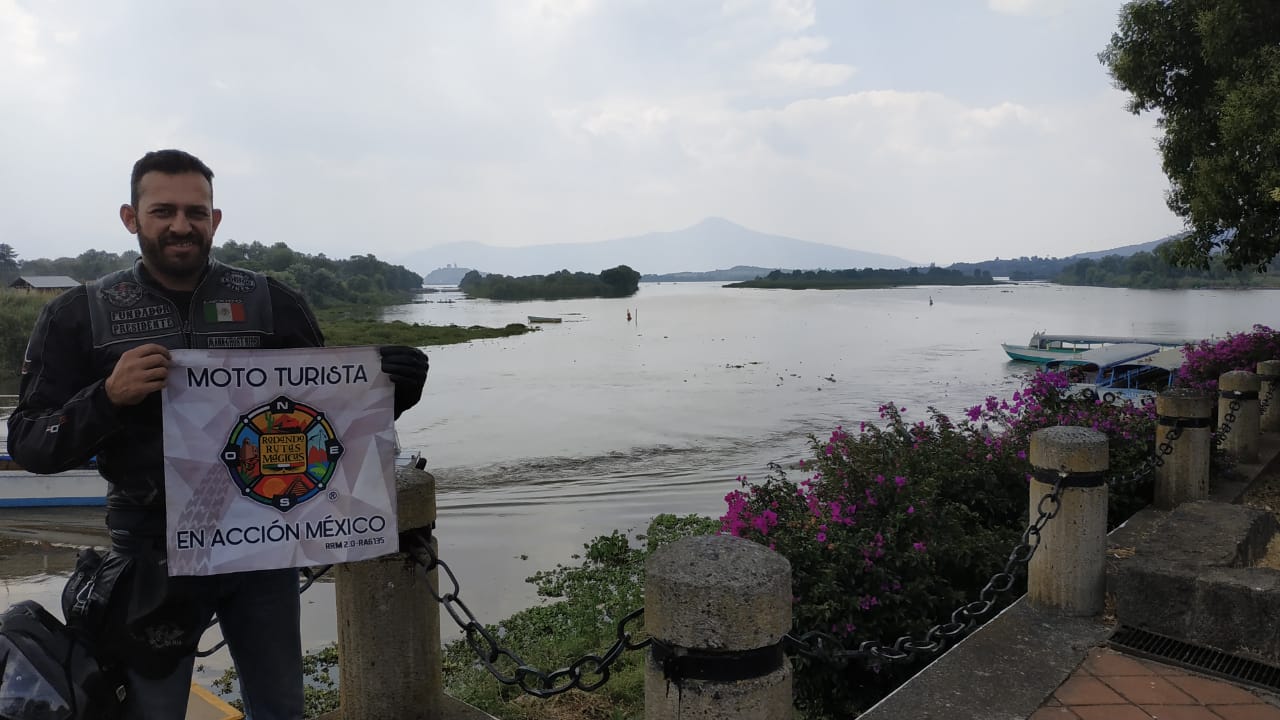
[1101,1,1280,270]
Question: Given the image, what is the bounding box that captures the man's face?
[120,171,222,288]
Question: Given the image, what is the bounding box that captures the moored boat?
[1003,332,1195,364]
[1045,343,1185,397]
[527,315,562,324]
[0,465,105,508]
[1,397,106,508]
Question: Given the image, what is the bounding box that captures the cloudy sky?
[1,0,1181,266]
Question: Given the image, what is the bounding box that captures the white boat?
[1002,333,1195,364]
[0,465,105,508]
[1,398,106,508]
[1066,383,1158,406]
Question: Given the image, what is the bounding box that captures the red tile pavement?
[1035,647,1280,720]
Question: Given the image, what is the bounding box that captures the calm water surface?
[2,281,1276,681]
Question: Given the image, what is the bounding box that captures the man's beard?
[138,229,210,283]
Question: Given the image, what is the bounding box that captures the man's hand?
[105,344,172,407]
[379,345,429,418]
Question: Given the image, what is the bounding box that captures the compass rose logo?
[220,395,344,511]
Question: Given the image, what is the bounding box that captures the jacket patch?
[112,317,176,336]
[206,336,261,348]
[220,270,257,293]
[109,305,171,323]
[102,282,144,308]
[203,300,246,323]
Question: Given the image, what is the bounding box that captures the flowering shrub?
[1177,324,1280,391]
[967,370,1159,526]
[721,371,1161,717]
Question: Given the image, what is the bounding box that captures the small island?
[459,265,641,300]
[726,266,995,289]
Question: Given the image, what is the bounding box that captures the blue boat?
[1045,343,1185,404]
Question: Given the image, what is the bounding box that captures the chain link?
[1214,398,1243,449]
[403,528,650,698]
[1260,384,1275,417]
[782,475,1066,666]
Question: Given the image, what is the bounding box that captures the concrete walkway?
[1035,646,1280,720]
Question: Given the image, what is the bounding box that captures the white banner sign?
[162,346,399,576]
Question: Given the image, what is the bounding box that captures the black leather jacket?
[6,260,323,534]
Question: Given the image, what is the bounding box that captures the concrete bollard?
[1154,389,1214,509]
[1219,370,1261,464]
[1258,360,1280,432]
[1027,426,1109,617]
[326,466,442,720]
[645,535,792,720]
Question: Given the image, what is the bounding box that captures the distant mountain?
[641,265,784,282]
[1068,237,1171,261]
[398,218,914,277]
[422,265,474,285]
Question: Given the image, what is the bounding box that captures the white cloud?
[722,0,816,32]
[0,0,45,67]
[988,0,1069,17]
[754,35,856,89]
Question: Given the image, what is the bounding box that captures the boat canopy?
[1032,333,1196,348]
[1044,343,1162,370]
[1131,347,1187,372]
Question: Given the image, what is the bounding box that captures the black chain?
[1214,398,1243,449]
[782,475,1066,666]
[403,528,649,697]
[1261,384,1276,417]
[195,564,333,658]
[1107,424,1184,492]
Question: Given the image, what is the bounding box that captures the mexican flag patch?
[204,301,246,323]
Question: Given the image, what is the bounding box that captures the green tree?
[0,243,18,285]
[1101,1,1280,270]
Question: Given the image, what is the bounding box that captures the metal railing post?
[1027,426,1109,616]
[644,535,792,719]
[325,465,442,719]
[1154,389,1214,509]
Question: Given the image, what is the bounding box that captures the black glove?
[379,345,429,419]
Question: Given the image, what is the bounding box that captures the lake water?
[2,280,1277,683]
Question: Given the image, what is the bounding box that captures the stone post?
[1154,389,1214,509]
[1027,426,1109,617]
[1258,360,1280,432]
[327,465,442,720]
[645,535,792,720]
[1218,370,1261,464]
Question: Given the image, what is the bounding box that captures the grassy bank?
[0,291,51,379]
[315,305,532,347]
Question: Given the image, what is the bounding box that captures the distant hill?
[1069,238,1170,261]
[398,218,914,277]
[947,233,1185,280]
[641,265,784,282]
[422,265,474,285]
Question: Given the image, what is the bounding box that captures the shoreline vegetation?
[725,266,995,289]
[458,265,641,300]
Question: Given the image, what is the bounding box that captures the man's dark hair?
[130,149,215,206]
